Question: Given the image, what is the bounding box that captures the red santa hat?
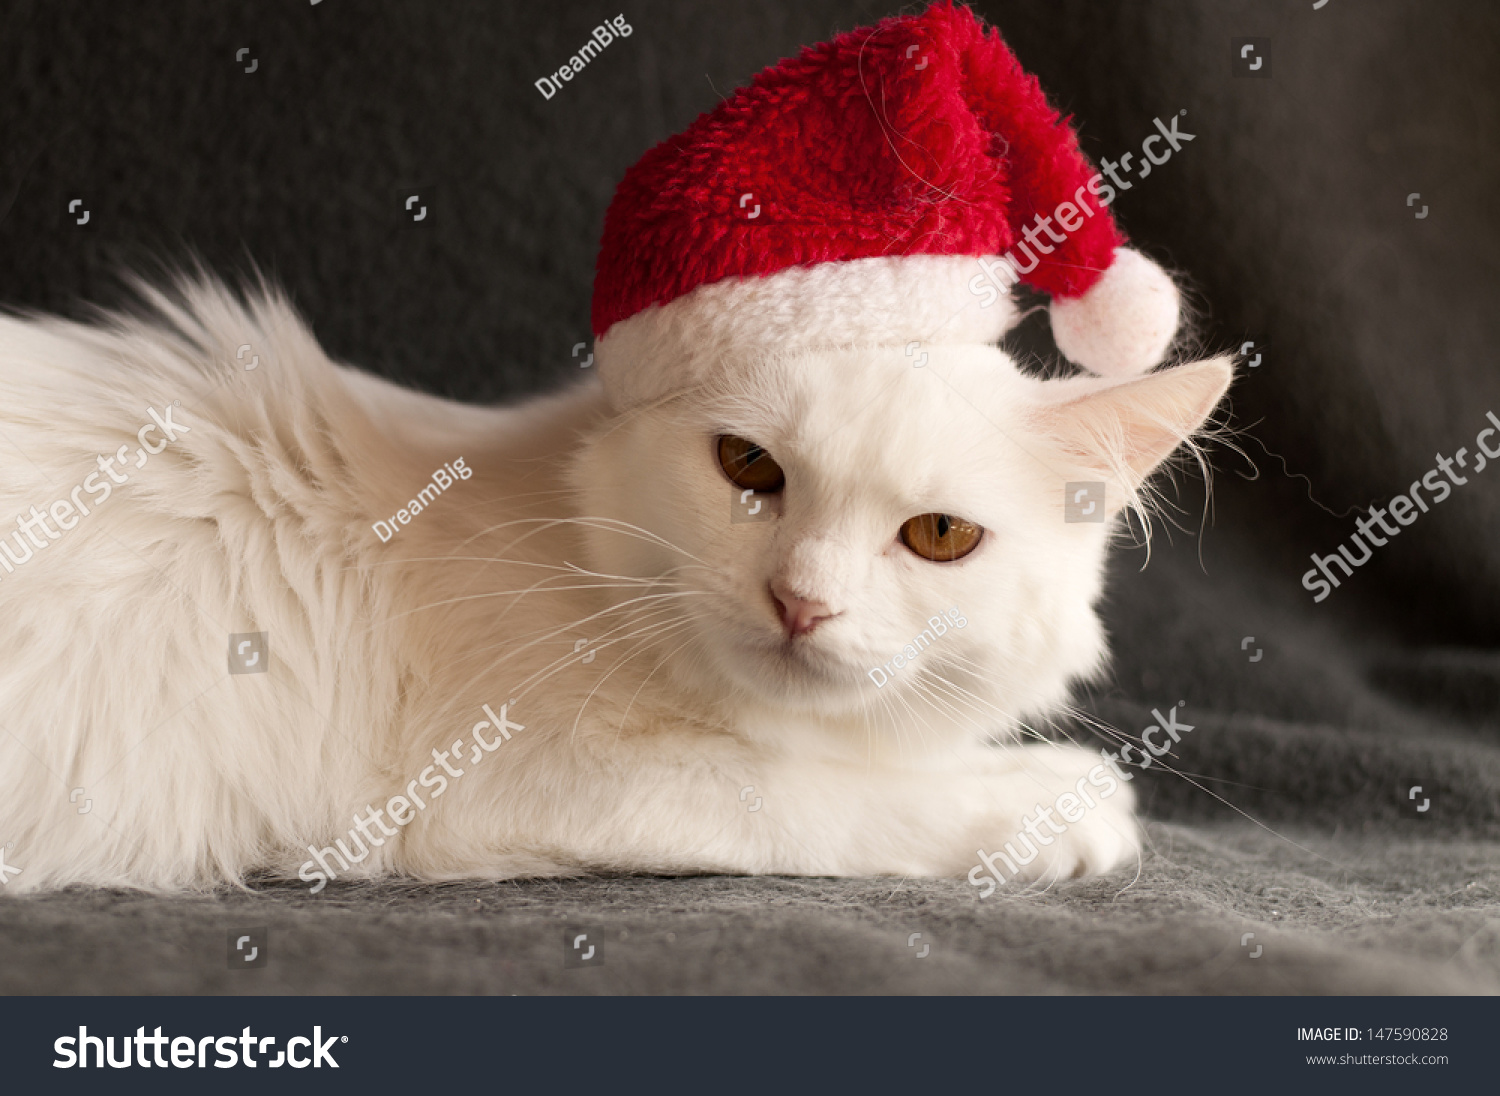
[590,1,1180,408]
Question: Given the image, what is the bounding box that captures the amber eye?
[900,513,983,562]
[717,435,785,492]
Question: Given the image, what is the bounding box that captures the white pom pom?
[1050,247,1180,377]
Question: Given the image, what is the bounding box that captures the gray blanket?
[2,835,1494,995]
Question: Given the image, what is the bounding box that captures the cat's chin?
[688,629,874,713]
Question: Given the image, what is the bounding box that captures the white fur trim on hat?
[595,254,1021,409]
[1049,248,1181,377]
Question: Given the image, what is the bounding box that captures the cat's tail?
[0,271,392,892]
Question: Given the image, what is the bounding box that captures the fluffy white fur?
[0,277,1230,893]
[596,254,1022,409]
[599,247,1179,407]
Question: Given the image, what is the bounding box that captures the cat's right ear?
[1036,356,1234,507]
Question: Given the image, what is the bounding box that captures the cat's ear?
[1037,356,1233,505]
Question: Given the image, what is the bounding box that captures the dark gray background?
[0,0,1496,994]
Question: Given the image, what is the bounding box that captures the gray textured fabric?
[2,824,1493,995]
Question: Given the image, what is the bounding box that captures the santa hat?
[590,1,1180,408]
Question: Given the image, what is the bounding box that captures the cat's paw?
[964,743,1140,889]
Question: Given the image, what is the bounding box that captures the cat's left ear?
[1037,357,1234,505]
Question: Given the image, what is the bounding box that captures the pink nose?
[770,583,837,638]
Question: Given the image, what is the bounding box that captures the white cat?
[0,273,1229,893]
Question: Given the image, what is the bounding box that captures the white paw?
[963,743,1141,889]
